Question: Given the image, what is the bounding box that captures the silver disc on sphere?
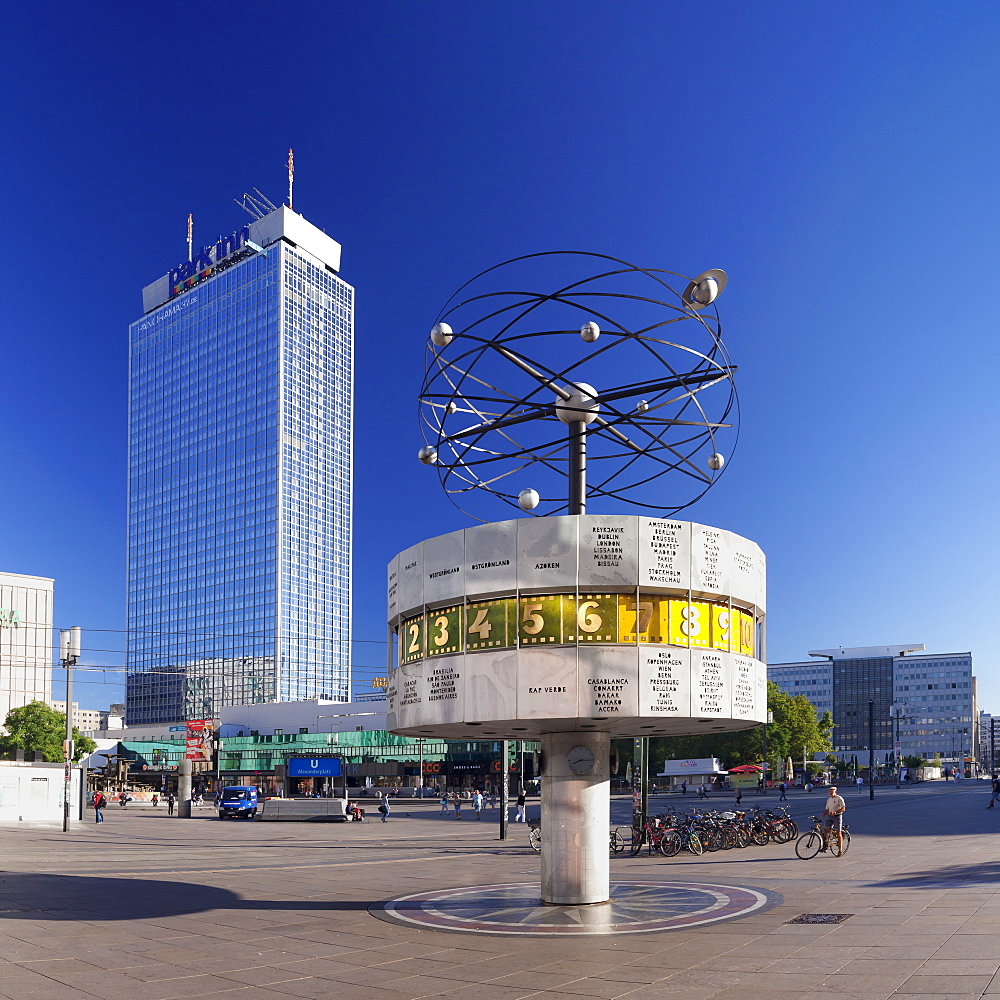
[418,445,439,465]
[682,269,728,311]
[430,322,454,347]
[518,488,540,510]
[419,252,738,520]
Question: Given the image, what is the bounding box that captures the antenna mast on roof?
[234,187,279,220]
[186,214,193,262]
[287,148,294,211]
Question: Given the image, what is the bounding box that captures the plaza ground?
[0,781,998,999]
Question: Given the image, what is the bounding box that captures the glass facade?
[127,238,353,724]
[831,657,894,752]
[770,649,977,761]
[894,655,975,760]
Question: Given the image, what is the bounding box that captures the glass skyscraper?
[126,207,353,724]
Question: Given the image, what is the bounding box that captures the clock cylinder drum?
[386,515,766,738]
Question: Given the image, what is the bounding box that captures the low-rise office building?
[49,701,103,732]
[769,643,977,765]
[0,571,53,721]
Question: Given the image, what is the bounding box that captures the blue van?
[219,786,259,819]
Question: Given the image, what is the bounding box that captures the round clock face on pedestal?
[567,746,597,775]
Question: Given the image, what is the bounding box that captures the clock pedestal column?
[540,731,611,905]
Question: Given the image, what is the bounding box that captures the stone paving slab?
[0,783,998,998]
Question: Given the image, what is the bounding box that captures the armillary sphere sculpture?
[418,252,738,518]
[389,252,765,909]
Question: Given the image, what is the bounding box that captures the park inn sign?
[168,225,251,297]
[0,608,21,628]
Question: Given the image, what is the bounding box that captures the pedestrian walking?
[489,790,497,809]
[452,793,463,819]
[698,784,709,799]
[778,781,788,801]
[734,786,742,806]
[378,793,390,823]
[472,789,484,820]
[680,781,687,796]
[166,792,175,816]
[440,792,450,814]
[856,776,863,793]
[93,790,105,824]
[515,788,526,822]
[988,774,1000,809]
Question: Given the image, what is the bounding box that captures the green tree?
[0,701,97,762]
[902,754,928,768]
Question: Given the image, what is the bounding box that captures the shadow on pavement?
[875,862,1000,888]
[0,872,374,921]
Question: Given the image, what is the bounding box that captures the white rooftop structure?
[808,644,925,660]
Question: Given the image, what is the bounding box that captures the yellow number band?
[399,593,757,661]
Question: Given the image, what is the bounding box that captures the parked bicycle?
[631,813,704,857]
[750,805,798,844]
[528,822,625,854]
[629,816,673,856]
[794,814,851,858]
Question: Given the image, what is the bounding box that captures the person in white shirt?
[821,786,847,855]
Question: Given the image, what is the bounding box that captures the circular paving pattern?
[372,880,782,936]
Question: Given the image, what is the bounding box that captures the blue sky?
[2,3,999,710]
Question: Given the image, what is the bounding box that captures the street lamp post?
[761,710,773,793]
[59,627,81,833]
[868,700,875,801]
[890,703,904,789]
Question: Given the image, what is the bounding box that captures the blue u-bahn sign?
[287,757,343,778]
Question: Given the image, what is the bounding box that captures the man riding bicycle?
[820,785,846,854]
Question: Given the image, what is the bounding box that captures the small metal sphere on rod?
[518,489,540,510]
[430,323,454,347]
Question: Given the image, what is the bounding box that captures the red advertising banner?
[185,719,213,761]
